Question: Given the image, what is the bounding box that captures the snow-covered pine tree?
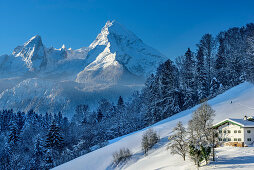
[215,33,227,88]
[97,98,114,118]
[73,104,88,124]
[8,121,20,151]
[31,136,44,169]
[246,36,254,82]
[224,28,245,86]
[45,121,64,166]
[45,121,64,151]
[198,34,215,94]
[16,111,25,134]
[156,59,181,119]
[183,48,196,90]
[143,74,160,124]
[196,46,209,100]
[182,48,198,109]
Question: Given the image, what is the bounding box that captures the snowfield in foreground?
[54,82,254,170]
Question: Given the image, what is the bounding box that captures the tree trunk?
[212,130,215,161]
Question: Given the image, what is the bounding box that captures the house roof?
[213,118,254,128]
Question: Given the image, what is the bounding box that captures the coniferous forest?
[1,23,254,169]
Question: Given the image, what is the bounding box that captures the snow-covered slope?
[54,82,254,170]
[76,20,166,85]
[0,54,30,77]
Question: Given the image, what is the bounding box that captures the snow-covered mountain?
[0,20,167,116]
[76,21,166,85]
[0,35,88,80]
[13,35,47,72]
[54,82,254,170]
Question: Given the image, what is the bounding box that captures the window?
[247,130,251,133]
[228,138,231,141]
[227,130,231,133]
[247,138,252,141]
[234,130,237,133]
[224,130,227,133]
[238,130,241,133]
[238,138,241,141]
[223,138,226,141]
[234,138,237,141]
[219,130,222,133]
[219,138,222,141]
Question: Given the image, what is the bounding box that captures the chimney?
[244,115,247,120]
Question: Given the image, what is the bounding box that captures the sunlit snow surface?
[54,82,254,170]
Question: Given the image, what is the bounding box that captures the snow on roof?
[213,118,254,128]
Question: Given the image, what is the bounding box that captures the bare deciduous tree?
[167,121,188,161]
[188,102,215,166]
[141,128,159,155]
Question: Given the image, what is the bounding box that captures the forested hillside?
[1,23,254,169]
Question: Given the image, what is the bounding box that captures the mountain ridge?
[0,20,167,116]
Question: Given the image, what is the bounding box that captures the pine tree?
[182,48,198,109]
[198,34,215,92]
[73,104,88,124]
[196,46,209,100]
[97,98,114,118]
[45,121,64,167]
[16,111,25,133]
[156,59,181,119]
[31,136,44,169]
[144,74,161,124]
[215,34,227,87]
[117,96,124,107]
[97,109,103,122]
[45,121,64,151]
[183,48,196,90]
[246,36,254,82]
[8,121,20,150]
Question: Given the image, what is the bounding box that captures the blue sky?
[0,0,254,58]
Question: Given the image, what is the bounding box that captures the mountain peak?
[61,44,66,50]
[105,20,114,28]
[89,20,140,49]
[13,35,46,71]
[24,35,42,47]
[77,20,166,84]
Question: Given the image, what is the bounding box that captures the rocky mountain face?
[76,21,166,85]
[0,20,167,116]
[13,35,47,72]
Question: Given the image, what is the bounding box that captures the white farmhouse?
[213,116,254,147]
